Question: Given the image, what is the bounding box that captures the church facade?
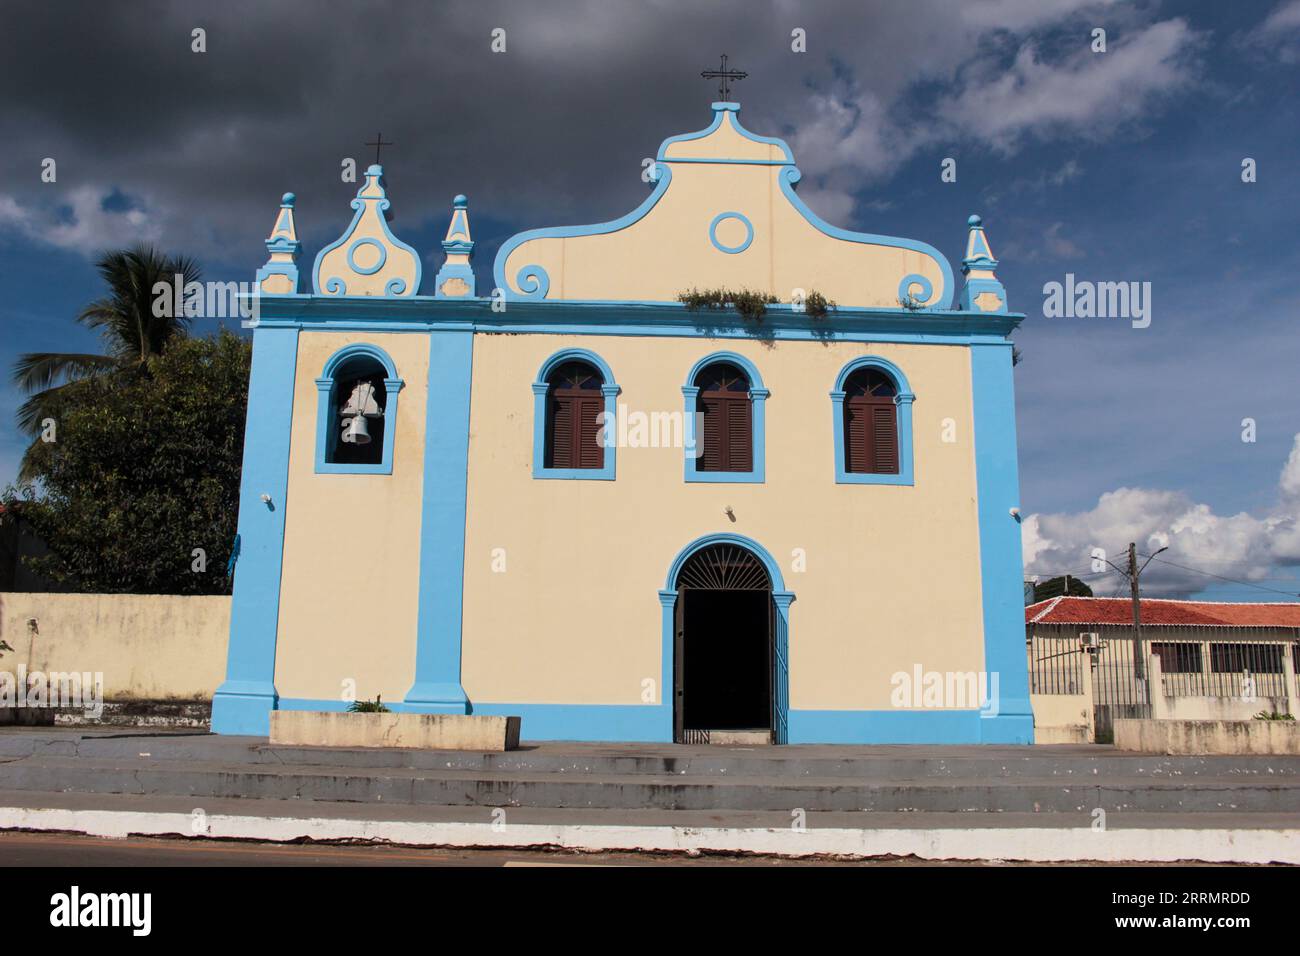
[212,101,1033,744]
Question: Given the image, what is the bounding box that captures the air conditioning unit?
[1079,632,1101,650]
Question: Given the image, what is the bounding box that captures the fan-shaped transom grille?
[676,544,771,591]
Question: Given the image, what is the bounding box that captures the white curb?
[2,806,1297,863]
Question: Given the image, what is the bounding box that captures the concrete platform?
[3,729,1299,861]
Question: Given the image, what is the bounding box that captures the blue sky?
[1,0,1298,599]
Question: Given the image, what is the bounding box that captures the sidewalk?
[2,728,1298,863]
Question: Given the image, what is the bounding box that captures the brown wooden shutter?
[547,393,574,468]
[549,389,604,470]
[699,393,751,472]
[726,397,752,471]
[845,397,897,474]
[576,395,604,469]
[845,402,869,473]
[871,404,898,474]
[701,397,724,471]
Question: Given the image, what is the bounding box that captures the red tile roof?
[1026,596,1300,628]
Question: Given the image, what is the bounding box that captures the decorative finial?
[959,213,1007,313]
[435,194,476,298]
[701,54,747,101]
[311,166,422,297]
[256,191,302,295]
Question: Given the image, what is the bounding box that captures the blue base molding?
[224,697,1033,744]
[211,681,279,736]
[403,681,471,714]
[790,708,1034,745]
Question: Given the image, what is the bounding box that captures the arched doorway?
[669,539,788,744]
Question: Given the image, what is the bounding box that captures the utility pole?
[1129,543,1144,681]
[1101,542,1168,707]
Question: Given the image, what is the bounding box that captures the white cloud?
[1024,434,1300,597]
[0,187,162,256]
[1245,0,1300,62]
[938,19,1200,152]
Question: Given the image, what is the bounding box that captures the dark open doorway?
[672,543,774,744]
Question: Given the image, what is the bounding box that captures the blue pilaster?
[970,342,1033,742]
[211,327,299,735]
[404,330,475,711]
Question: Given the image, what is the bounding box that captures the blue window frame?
[532,348,619,480]
[683,351,767,483]
[315,343,403,475]
[831,356,914,485]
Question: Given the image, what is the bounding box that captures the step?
[5,732,1300,781]
[4,755,1300,813]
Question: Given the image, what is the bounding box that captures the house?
[212,101,1031,744]
[1026,596,1300,732]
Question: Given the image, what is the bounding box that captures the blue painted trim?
[311,164,423,297]
[532,347,619,481]
[346,237,387,275]
[898,274,932,306]
[212,328,298,735]
[778,166,955,310]
[404,330,475,712]
[708,211,754,254]
[969,342,1033,743]
[830,355,915,486]
[249,291,1023,332]
[789,709,1027,744]
[271,699,1029,744]
[655,102,795,164]
[682,351,766,483]
[313,343,404,476]
[493,166,674,300]
[664,531,786,592]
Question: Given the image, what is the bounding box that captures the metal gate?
[672,543,777,744]
[1088,636,1152,742]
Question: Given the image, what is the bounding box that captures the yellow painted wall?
[0,592,228,699]
[461,333,986,711]
[273,331,429,703]
[502,162,945,309]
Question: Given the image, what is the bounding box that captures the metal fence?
[1028,628,1297,742]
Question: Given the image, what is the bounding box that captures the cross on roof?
[700,54,747,101]
[364,132,393,166]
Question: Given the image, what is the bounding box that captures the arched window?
[695,363,752,473]
[545,361,605,470]
[842,367,898,475]
[830,356,914,486]
[531,349,619,480]
[683,353,767,483]
[315,344,403,475]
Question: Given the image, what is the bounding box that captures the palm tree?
[12,245,201,478]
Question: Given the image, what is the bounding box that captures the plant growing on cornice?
[677,287,779,324]
[803,290,836,320]
[1254,710,1295,721]
[348,695,390,713]
[897,292,924,311]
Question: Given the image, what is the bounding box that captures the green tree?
[3,332,250,595]
[11,245,201,480]
[1033,574,1094,602]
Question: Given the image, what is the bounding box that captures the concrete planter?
[269,710,521,752]
[1114,718,1300,755]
